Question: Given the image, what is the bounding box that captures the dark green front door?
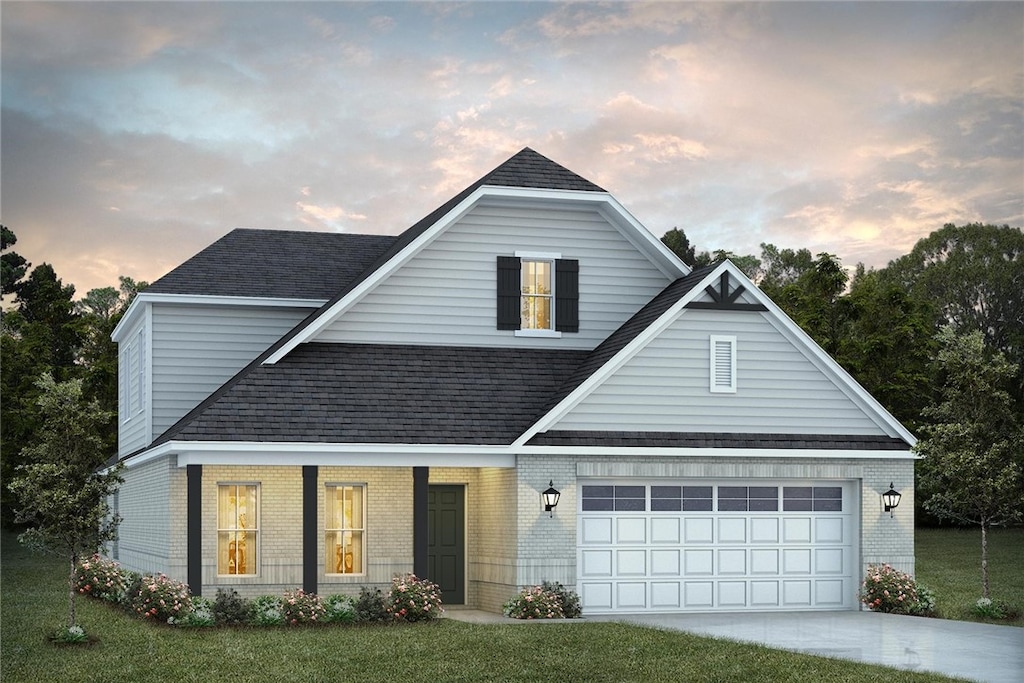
[427,485,465,604]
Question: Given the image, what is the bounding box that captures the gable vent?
[710,335,737,393]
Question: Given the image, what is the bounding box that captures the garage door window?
[582,485,646,511]
[651,486,713,511]
[717,486,779,511]
[783,486,843,512]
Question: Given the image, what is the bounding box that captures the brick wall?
[115,454,174,576]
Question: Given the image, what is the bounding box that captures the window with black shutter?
[495,255,579,333]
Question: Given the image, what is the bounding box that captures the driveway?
[592,611,1023,683]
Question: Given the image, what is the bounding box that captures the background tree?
[1,225,30,300]
[660,228,760,278]
[914,328,1024,599]
[882,223,1024,404]
[7,373,124,632]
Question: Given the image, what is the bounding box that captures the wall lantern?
[542,481,561,517]
[882,482,902,518]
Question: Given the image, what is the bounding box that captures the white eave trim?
[264,185,691,364]
[113,293,326,341]
[121,439,917,470]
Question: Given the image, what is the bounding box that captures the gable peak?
[480,148,606,193]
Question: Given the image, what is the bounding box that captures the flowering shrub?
[324,594,357,624]
[173,596,215,627]
[281,589,326,625]
[127,573,192,623]
[503,585,565,619]
[973,597,1008,620]
[384,573,444,622]
[51,624,88,644]
[541,581,582,619]
[75,554,129,604]
[250,595,285,626]
[860,563,934,616]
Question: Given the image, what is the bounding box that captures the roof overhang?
[112,293,326,342]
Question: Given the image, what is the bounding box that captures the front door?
[427,485,465,604]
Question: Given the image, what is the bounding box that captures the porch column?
[186,464,202,596]
[413,466,429,577]
[303,465,318,594]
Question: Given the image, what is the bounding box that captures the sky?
[2,1,1022,298]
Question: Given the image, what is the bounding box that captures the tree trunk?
[980,521,990,600]
[67,552,78,629]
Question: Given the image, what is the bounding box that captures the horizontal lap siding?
[151,304,310,439]
[314,203,672,349]
[553,309,888,435]
[118,314,149,455]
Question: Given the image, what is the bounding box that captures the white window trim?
[325,483,367,577]
[217,482,260,578]
[135,328,146,415]
[710,335,737,393]
[515,251,560,333]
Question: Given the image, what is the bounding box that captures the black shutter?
[496,256,521,330]
[555,259,579,333]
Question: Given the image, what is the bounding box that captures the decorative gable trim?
[686,271,767,311]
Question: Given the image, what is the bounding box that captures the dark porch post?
[413,466,429,578]
[186,464,202,596]
[303,465,318,594]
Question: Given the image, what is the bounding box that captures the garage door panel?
[684,518,713,543]
[581,517,612,544]
[617,549,647,575]
[578,480,856,614]
[616,518,646,543]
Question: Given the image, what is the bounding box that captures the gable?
[310,199,675,350]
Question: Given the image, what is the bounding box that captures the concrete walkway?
[445,610,1023,682]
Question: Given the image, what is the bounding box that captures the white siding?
[314,202,673,349]
[117,308,150,456]
[551,309,891,435]
[150,304,310,439]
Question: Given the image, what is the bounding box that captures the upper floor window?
[496,254,579,334]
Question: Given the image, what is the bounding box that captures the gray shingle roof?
[168,343,590,445]
[526,431,911,450]
[146,230,396,299]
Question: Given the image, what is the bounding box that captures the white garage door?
[577,481,857,613]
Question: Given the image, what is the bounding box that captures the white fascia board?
[112,293,325,341]
[514,263,720,445]
[716,262,919,446]
[126,441,515,469]
[517,445,920,460]
[593,200,692,279]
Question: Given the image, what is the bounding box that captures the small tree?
[8,373,124,632]
[915,327,1024,599]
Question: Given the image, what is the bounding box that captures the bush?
[972,597,1019,620]
[250,595,285,626]
[75,554,129,604]
[324,594,357,624]
[860,563,935,616]
[354,586,388,623]
[384,573,444,622]
[503,585,565,619]
[541,580,582,619]
[212,589,251,626]
[175,596,215,627]
[281,589,326,625]
[127,573,192,622]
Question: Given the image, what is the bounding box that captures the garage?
[577,480,858,613]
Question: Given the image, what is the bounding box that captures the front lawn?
[0,531,957,683]
[915,526,1024,626]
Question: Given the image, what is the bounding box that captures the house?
[110,148,916,614]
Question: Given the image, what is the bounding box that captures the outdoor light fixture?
[882,482,902,518]
[542,481,561,517]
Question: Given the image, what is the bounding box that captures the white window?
[520,259,553,330]
[709,335,737,393]
[119,347,129,422]
[218,484,259,576]
[135,328,146,414]
[326,484,365,575]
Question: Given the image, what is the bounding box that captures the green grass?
[0,532,962,683]
[915,526,1024,626]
